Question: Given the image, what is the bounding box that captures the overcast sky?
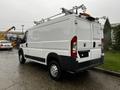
[0,0,120,31]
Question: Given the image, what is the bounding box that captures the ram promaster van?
[18,5,104,80]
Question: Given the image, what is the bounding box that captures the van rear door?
[76,18,102,63]
[90,23,102,60]
[76,19,92,62]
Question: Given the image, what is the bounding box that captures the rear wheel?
[19,51,26,64]
[49,61,62,80]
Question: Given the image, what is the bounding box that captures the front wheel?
[19,51,26,64]
[49,61,62,80]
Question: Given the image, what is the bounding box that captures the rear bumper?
[59,56,104,73]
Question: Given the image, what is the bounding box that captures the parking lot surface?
[0,49,120,90]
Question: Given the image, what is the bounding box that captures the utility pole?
[21,25,24,34]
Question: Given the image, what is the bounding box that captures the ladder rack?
[34,4,86,25]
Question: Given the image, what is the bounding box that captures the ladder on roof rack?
[34,4,87,25]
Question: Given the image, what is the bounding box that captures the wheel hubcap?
[50,64,58,77]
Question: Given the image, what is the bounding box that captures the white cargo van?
[18,5,104,80]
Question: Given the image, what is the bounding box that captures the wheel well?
[47,53,60,66]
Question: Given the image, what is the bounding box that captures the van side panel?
[23,16,75,64]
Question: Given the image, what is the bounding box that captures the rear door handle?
[93,42,96,48]
[26,43,28,47]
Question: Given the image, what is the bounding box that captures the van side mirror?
[20,31,28,44]
[20,38,26,44]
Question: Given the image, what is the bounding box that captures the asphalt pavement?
[0,49,120,90]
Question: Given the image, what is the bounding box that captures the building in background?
[111,23,120,50]
[111,23,120,27]
[111,23,120,44]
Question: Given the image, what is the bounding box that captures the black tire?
[49,60,62,81]
[19,51,26,64]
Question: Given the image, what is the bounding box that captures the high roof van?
[18,6,104,80]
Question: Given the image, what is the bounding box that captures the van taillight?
[71,36,77,59]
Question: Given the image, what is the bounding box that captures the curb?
[92,67,120,77]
